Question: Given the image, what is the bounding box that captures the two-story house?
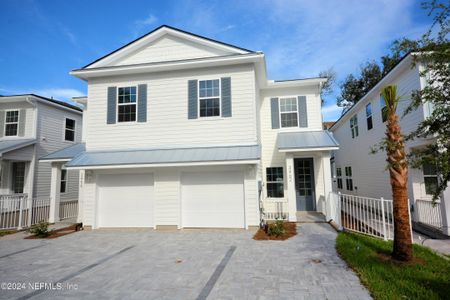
[44,25,337,230]
[330,53,450,236]
[0,94,82,223]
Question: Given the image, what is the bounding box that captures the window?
[266,167,284,198]
[380,94,388,123]
[12,162,25,194]
[65,118,75,141]
[199,79,220,117]
[423,164,438,195]
[280,97,298,128]
[345,166,353,191]
[350,115,359,138]
[5,110,19,136]
[60,169,67,193]
[336,167,343,189]
[117,86,137,122]
[366,103,373,130]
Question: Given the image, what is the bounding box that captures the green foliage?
[336,232,450,300]
[337,62,383,111]
[318,68,337,100]
[267,219,285,237]
[403,1,450,201]
[0,230,16,237]
[28,221,50,237]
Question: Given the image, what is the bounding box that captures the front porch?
[261,131,339,223]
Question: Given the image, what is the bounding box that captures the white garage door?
[98,173,154,228]
[182,171,245,228]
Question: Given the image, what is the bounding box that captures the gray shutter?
[137,84,147,122]
[188,80,198,119]
[221,77,232,117]
[18,109,26,137]
[107,87,117,124]
[270,97,280,129]
[298,96,308,128]
[0,111,4,138]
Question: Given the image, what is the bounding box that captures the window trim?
[116,86,138,123]
[366,103,373,131]
[266,167,285,199]
[336,167,343,190]
[63,117,76,142]
[350,114,359,139]
[198,78,221,118]
[60,169,67,194]
[345,166,353,191]
[279,96,299,128]
[423,164,438,196]
[4,109,20,137]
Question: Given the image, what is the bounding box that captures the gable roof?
[82,25,255,69]
[0,94,82,112]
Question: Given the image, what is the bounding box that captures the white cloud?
[135,14,158,27]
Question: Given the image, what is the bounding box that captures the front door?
[295,158,315,211]
[12,162,26,194]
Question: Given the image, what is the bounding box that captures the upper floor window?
[423,163,438,195]
[65,118,75,142]
[118,86,137,122]
[199,79,220,117]
[345,166,353,191]
[280,97,298,128]
[380,94,388,123]
[366,103,373,130]
[336,167,343,189]
[266,167,284,198]
[5,110,19,136]
[350,115,358,138]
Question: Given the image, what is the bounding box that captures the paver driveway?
[0,223,371,299]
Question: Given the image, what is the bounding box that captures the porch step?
[296,212,327,223]
[413,222,449,240]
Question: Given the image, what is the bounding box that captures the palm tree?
[381,85,413,261]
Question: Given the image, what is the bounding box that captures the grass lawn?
[336,231,450,300]
[0,229,16,237]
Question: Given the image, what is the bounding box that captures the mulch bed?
[25,223,82,239]
[376,251,426,266]
[253,222,297,241]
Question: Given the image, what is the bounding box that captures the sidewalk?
[413,231,450,256]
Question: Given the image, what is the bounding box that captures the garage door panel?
[98,174,154,228]
[182,171,245,228]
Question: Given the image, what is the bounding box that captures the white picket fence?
[59,200,78,220]
[261,200,289,220]
[0,194,78,230]
[414,199,443,229]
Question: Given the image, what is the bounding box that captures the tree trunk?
[386,110,413,261]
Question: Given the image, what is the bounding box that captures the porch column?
[286,153,297,222]
[49,162,62,223]
[321,152,333,221]
[440,186,450,236]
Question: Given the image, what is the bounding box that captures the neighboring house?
[330,53,450,236]
[43,25,337,230]
[0,94,82,222]
[323,121,335,130]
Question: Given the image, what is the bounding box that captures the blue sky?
[0,0,432,121]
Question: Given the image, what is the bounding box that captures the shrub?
[28,221,50,237]
[267,219,285,237]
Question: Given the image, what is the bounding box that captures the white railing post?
[17,196,24,230]
[380,197,387,241]
[408,199,413,243]
[26,196,32,228]
[337,192,342,229]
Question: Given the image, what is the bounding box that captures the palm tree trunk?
[386,108,413,261]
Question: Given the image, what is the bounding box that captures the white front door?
[181,171,245,228]
[97,173,154,228]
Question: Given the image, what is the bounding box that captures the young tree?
[382,85,413,261]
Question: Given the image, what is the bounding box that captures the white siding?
[114,35,231,66]
[331,63,427,201]
[34,102,82,200]
[259,86,323,207]
[85,64,257,151]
